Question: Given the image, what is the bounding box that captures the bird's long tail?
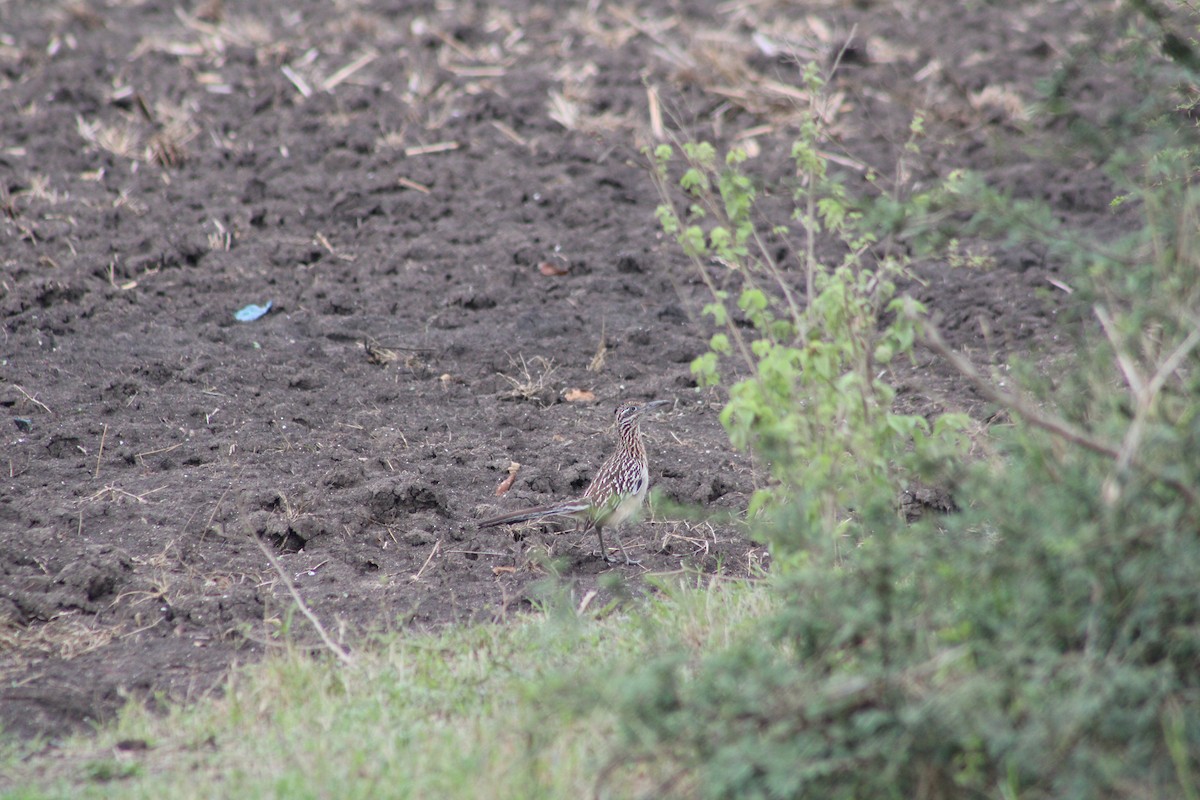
[478,499,591,529]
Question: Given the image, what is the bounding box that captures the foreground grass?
[1,575,772,799]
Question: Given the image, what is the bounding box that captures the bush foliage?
[608,15,1200,799]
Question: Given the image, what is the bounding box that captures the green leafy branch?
[646,62,968,553]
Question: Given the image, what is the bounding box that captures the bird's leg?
[594,525,614,563]
[610,527,641,566]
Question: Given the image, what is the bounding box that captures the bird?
[479,399,670,565]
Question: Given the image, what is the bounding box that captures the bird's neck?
[621,422,645,456]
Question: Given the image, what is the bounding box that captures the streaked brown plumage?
[479,400,670,564]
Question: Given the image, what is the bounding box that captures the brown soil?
[1,0,1118,743]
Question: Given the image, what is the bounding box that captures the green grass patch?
[0,576,775,799]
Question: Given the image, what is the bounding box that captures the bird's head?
[615,399,670,427]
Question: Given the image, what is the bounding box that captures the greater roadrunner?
[479,400,670,564]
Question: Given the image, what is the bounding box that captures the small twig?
[588,320,608,372]
[134,442,183,463]
[397,176,431,194]
[411,539,442,581]
[252,532,354,666]
[314,231,336,254]
[442,63,507,78]
[576,589,598,616]
[432,30,476,60]
[83,484,166,504]
[1095,306,1145,396]
[404,141,459,157]
[94,423,108,479]
[281,64,313,98]
[14,384,51,414]
[646,84,664,140]
[322,50,378,92]
[490,120,527,147]
[294,560,328,581]
[203,467,244,536]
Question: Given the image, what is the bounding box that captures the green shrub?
[610,29,1200,798]
[648,64,968,558]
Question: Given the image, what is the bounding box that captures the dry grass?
[0,613,116,683]
[497,354,559,403]
[24,174,65,205]
[587,333,608,373]
[76,116,141,161]
[76,99,198,167]
[207,218,232,252]
[57,0,890,180]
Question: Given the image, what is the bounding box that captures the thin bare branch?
[1094,305,1145,396]
[1110,319,1200,487]
[14,384,52,414]
[921,319,1198,508]
[1145,321,1200,400]
[93,424,108,479]
[411,539,442,582]
[251,533,354,666]
[924,322,1117,457]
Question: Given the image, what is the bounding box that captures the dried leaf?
[495,461,521,496]
[538,261,569,276]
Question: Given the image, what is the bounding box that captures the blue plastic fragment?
[235,300,273,322]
